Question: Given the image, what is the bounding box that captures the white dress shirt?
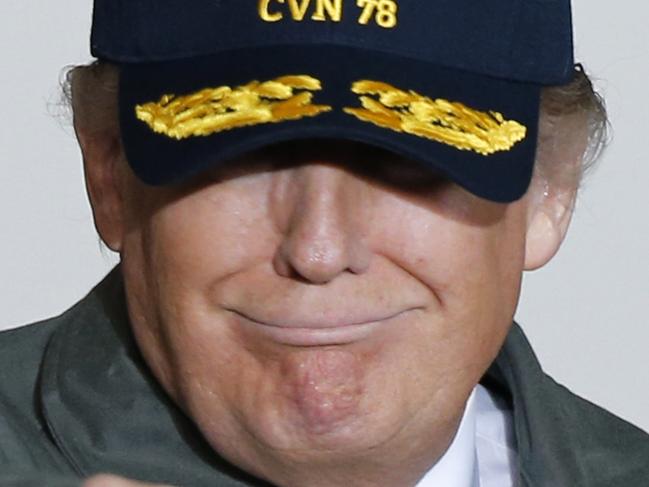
[416,385,518,487]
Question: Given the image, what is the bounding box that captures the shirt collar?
[416,388,480,487]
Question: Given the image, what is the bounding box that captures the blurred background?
[1,0,647,431]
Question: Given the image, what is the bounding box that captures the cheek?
[371,192,527,345]
[376,194,524,280]
[119,177,279,392]
[140,179,278,286]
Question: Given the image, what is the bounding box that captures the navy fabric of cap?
[91,0,574,202]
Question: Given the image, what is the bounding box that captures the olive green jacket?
[1,269,648,486]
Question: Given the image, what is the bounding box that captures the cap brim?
[119,45,540,203]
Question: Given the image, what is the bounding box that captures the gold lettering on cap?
[312,0,343,21]
[357,0,397,28]
[288,0,310,21]
[258,0,342,23]
[135,75,332,140]
[259,0,284,22]
[344,80,527,155]
[259,0,398,26]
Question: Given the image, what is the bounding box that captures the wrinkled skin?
[81,140,576,487]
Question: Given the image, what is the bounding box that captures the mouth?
[230,310,412,347]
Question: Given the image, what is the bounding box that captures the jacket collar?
[39,268,271,486]
[486,326,593,487]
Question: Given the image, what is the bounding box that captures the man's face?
[116,141,529,485]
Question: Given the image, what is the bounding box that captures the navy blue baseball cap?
[91,0,574,202]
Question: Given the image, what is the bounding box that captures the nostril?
[272,248,315,284]
[273,238,351,285]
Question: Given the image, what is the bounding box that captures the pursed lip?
[229,309,414,347]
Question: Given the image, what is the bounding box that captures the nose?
[273,164,371,284]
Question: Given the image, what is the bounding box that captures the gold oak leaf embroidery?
[343,80,527,155]
[135,75,332,140]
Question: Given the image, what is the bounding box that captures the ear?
[523,179,577,271]
[524,103,590,271]
[75,123,126,252]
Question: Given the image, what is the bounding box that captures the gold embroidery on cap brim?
[135,75,332,140]
[343,80,527,155]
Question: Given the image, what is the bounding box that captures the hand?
[83,474,175,487]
